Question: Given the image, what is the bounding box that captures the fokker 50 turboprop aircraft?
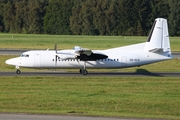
[6,18,173,75]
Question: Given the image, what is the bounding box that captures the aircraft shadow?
[89,69,162,77]
[33,69,162,77]
[133,69,162,77]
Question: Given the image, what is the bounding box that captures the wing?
[55,46,108,61]
[74,46,108,61]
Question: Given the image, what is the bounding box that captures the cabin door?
[34,53,41,67]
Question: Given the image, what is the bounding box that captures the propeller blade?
[54,43,58,66]
[54,43,57,54]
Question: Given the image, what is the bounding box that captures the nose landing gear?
[16,69,21,74]
[15,66,21,74]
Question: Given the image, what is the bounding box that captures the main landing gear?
[77,60,88,75]
[79,69,88,75]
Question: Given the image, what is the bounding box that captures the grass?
[0,76,180,119]
[0,34,143,49]
[0,33,180,51]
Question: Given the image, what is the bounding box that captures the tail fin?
[144,18,171,54]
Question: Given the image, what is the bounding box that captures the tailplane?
[144,18,171,54]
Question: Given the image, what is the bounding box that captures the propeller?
[54,43,59,65]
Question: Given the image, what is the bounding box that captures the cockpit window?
[20,54,25,57]
[20,54,29,57]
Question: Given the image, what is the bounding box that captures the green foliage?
[4,1,16,32]
[3,0,47,34]
[169,0,180,36]
[0,0,6,32]
[44,0,73,35]
[0,0,180,36]
[27,0,48,34]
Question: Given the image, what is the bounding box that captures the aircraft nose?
[5,58,20,66]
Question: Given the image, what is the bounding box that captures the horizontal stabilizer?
[149,48,163,53]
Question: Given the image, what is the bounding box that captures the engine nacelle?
[58,54,76,60]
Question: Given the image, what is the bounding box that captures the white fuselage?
[6,43,172,70]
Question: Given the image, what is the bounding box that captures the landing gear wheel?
[16,69,21,74]
[76,60,88,75]
[79,69,82,74]
[82,70,88,75]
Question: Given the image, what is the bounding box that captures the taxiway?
[0,71,180,77]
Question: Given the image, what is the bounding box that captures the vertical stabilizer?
[144,18,171,54]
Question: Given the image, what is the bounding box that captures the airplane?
[5,18,173,75]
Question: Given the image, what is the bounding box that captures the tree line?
[0,0,179,36]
